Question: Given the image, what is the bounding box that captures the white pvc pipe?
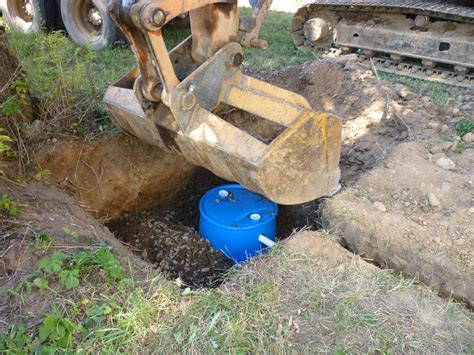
[258,234,276,248]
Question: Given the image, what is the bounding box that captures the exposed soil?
[264,56,448,186]
[33,135,195,219]
[30,55,472,294]
[322,141,474,308]
[106,168,320,288]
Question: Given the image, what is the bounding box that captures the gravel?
[108,209,233,288]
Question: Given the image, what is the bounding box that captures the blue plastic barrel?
[199,184,278,263]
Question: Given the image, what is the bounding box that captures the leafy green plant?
[71,122,86,136]
[455,118,474,137]
[33,277,49,294]
[84,303,113,329]
[38,314,81,350]
[0,313,81,352]
[0,78,29,117]
[37,248,125,290]
[0,95,22,117]
[0,129,13,154]
[0,129,13,176]
[63,226,79,238]
[39,251,67,275]
[0,324,34,353]
[95,248,125,280]
[1,193,19,216]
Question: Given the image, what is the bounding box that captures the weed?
[167,281,281,352]
[33,277,49,294]
[454,141,465,154]
[38,313,81,350]
[0,129,13,155]
[62,226,79,238]
[6,31,134,138]
[33,164,51,182]
[32,232,53,251]
[0,193,19,216]
[455,118,474,137]
[0,324,34,353]
[0,78,29,117]
[37,248,125,290]
[9,273,36,299]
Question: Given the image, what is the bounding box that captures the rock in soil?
[372,201,387,212]
[322,142,474,307]
[427,192,440,207]
[463,132,474,144]
[436,156,456,170]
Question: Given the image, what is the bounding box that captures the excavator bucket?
[104,0,342,205]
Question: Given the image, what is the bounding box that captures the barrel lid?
[199,184,278,230]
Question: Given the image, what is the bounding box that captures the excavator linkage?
[104,0,342,204]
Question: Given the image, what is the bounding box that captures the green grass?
[380,72,453,106]
[241,9,314,69]
[7,30,134,119]
[2,225,473,353]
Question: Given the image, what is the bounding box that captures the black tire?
[60,0,121,50]
[1,0,51,33]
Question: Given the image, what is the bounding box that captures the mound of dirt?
[322,141,474,307]
[224,230,474,353]
[263,56,450,185]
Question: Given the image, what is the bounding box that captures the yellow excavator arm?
[104,0,342,204]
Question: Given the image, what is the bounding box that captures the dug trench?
[20,56,474,303]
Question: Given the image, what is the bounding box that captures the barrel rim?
[199,184,278,231]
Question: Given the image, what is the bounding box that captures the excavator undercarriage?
[292,0,474,87]
[104,0,342,205]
